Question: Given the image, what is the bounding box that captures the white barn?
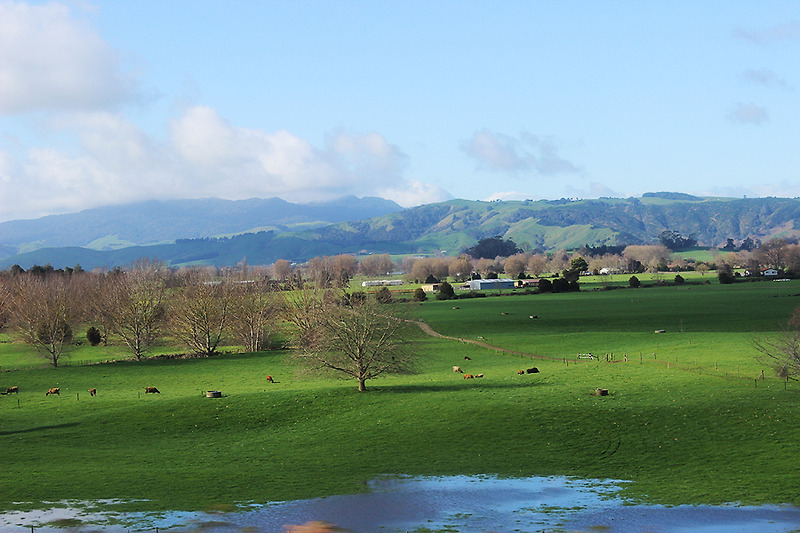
[468,278,515,291]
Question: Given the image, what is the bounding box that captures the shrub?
[374,286,393,304]
[413,287,427,302]
[674,274,685,285]
[86,326,102,346]
[436,281,455,300]
[629,276,641,288]
[718,271,735,284]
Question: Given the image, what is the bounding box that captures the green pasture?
[2,280,800,519]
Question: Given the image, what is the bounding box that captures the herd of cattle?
[452,365,539,378]
[3,362,541,399]
[1,386,160,396]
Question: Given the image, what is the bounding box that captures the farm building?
[468,278,515,290]
[361,279,403,287]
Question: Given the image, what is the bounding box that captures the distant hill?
[3,194,800,270]
[0,196,403,257]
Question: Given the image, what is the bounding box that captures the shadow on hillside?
[373,380,548,394]
[0,422,80,436]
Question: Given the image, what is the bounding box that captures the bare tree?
[292,295,415,391]
[169,272,234,356]
[272,259,292,281]
[753,307,800,379]
[282,288,328,348]
[231,279,280,352]
[103,261,168,360]
[359,254,394,277]
[8,274,82,367]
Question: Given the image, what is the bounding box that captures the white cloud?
[734,20,800,44]
[728,103,769,125]
[0,106,448,221]
[0,1,137,114]
[460,128,580,176]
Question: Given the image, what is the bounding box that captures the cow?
[266,375,274,383]
[452,366,463,373]
[6,386,19,394]
[46,388,60,396]
[517,370,525,375]
[464,356,471,360]
[463,374,474,379]
[526,367,539,374]
[145,387,160,394]
[475,373,484,378]
[89,388,97,396]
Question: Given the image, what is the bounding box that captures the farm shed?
[468,278,515,291]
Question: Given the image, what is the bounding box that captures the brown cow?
[6,386,19,394]
[463,374,474,379]
[266,375,274,383]
[145,387,160,394]
[517,370,525,375]
[89,388,97,396]
[46,388,60,396]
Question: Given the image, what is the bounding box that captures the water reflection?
[3,476,800,532]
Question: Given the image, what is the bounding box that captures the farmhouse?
[761,268,779,277]
[468,278,515,291]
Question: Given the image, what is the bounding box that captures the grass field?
[2,278,800,517]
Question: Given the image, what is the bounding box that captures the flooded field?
[4,475,800,532]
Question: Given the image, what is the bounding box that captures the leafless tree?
[103,260,168,360]
[231,279,280,352]
[753,307,800,380]
[7,274,82,367]
[359,254,394,277]
[282,288,328,348]
[169,271,234,356]
[292,295,415,391]
[272,259,292,281]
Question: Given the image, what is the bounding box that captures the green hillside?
[3,194,800,269]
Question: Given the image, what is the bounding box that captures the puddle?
[3,476,800,532]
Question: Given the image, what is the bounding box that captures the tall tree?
[102,261,168,360]
[292,295,415,391]
[231,279,280,352]
[8,274,82,367]
[169,272,234,356]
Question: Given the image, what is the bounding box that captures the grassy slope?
[1,280,799,514]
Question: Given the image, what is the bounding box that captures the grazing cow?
[145,387,160,394]
[464,356,471,360]
[463,374,474,379]
[517,370,525,375]
[6,386,19,394]
[452,366,463,373]
[46,388,60,396]
[526,367,539,374]
[89,388,97,396]
[475,373,484,378]
[266,375,274,383]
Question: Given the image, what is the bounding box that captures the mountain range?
[1,192,799,270]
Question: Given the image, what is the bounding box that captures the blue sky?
[1,1,799,222]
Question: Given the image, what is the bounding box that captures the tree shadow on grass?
[373,380,549,394]
[0,422,79,436]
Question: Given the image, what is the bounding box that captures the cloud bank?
[0,1,449,221]
[0,1,137,114]
[0,107,451,221]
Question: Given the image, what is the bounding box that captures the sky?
[1,1,799,223]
